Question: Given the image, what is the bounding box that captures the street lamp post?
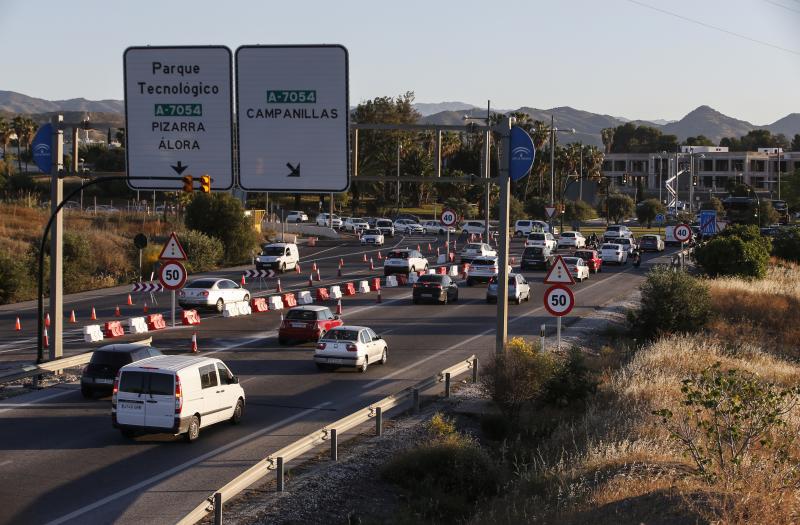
[548,116,575,231]
[463,101,494,241]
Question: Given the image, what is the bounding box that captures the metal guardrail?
[0,337,153,385]
[177,354,478,525]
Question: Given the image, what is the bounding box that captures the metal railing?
[178,354,478,525]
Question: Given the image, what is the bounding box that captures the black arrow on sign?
[171,161,188,175]
[286,162,301,177]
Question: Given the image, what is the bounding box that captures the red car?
[279,305,343,345]
[574,249,602,273]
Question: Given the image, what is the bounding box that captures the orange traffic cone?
[295,263,301,274]
[127,294,133,306]
[43,327,49,348]
[90,307,97,320]
[437,247,440,256]
[511,256,516,265]
[45,313,50,328]
[276,279,283,293]
[190,333,198,353]
[377,251,382,260]
[369,258,374,271]
[241,274,246,286]
[336,299,342,315]
[312,262,317,273]
[143,302,149,314]
[428,243,432,253]
[417,244,421,252]
[377,289,382,303]
[339,258,344,267]
[14,317,21,331]
[69,310,76,323]
[114,306,121,317]
[362,253,367,263]
[316,269,321,281]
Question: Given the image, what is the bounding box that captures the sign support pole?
[557,316,562,351]
[495,117,512,355]
[171,290,176,328]
[48,115,64,361]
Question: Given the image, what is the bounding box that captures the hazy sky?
[2,0,798,124]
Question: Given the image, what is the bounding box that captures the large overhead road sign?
[124,46,234,191]
[236,45,349,192]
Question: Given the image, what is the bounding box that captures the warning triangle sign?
[158,232,188,261]
[543,254,575,284]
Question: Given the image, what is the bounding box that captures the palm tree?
[601,127,615,154]
[0,117,11,165]
[20,117,37,172]
[12,116,26,173]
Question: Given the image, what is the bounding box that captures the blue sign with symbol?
[655,213,665,224]
[699,210,717,235]
[509,126,535,182]
[31,123,53,174]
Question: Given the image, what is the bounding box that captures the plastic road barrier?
[316,288,330,301]
[268,296,284,310]
[357,281,370,294]
[343,282,356,296]
[297,291,314,305]
[236,301,252,316]
[408,273,419,284]
[223,303,240,318]
[251,297,269,312]
[448,265,459,277]
[126,317,149,335]
[282,293,298,308]
[83,324,104,343]
[182,309,202,325]
[329,285,343,300]
[437,266,446,275]
[147,313,166,330]
[396,274,407,286]
[370,277,381,291]
[103,321,125,338]
[384,275,398,287]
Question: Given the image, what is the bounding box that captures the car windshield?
[601,244,619,250]
[376,220,392,227]
[523,247,544,256]
[90,350,131,367]
[324,329,359,341]
[363,229,380,235]
[564,258,580,265]
[641,236,656,241]
[286,309,319,321]
[528,233,545,240]
[387,251,409,259]
[418,275,444,283]
[575,251,593,259]
[465,243,483,250]
[607,226,621,232]
[260,246,284,255]
[185,279,216,289]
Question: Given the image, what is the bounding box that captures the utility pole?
[484,101,491,241]
[396,142,401,213]
[495,116,513,355]
[48,115,64,361]
[579,143,583,201]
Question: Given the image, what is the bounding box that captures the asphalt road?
[0,235,677,524]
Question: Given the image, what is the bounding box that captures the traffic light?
[692,175,698,186]
[200,175,211,193]
[182,175,193,193]
[622,173,629,185]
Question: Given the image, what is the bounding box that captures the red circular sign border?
[440,209,458,227]
[543,284,575,317]
[159,259,188,290]
[674,223,692,243]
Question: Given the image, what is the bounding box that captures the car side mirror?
[231,375,239,384]
[374,335,382,340]
[334,315,340,320]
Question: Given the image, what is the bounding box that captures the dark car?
[80,343,162,398]
[412,274,459,305]
[520,246,555,271]
[278,305,343,345]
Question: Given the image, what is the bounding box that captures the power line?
[625,0,800,56]
[763,0,800,14]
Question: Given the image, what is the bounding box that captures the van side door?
[198,364,225,426]
[216,363,239,418]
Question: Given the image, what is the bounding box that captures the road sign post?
[236,45,350,192]
[159,260,187,327]
[543,284,575,351]
[440,209,457,258]
[124,46,234,191]
[673,223,692,270]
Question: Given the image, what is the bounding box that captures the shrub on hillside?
[564,199,596,222]
[693,224,771,278]
[0,250,31,304]
[544,347,597,406]
[181,230,223,273]
[771,226,800,263]
[185,193,260,265]
[628,266,711,340]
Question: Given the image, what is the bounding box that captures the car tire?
[231,399,244,425]
[359,357,369,373]
[413,297,419,304]
[81,385,93,398]
[280,262,286,273]
[515,231,522,237]
[120,428,136,439]
[185,415,200,443]
[278,337,288,345]
[381,348,388,365]
[515,296,521,305]
[467,278,473,287]
[243,294,250,303]
[215,299,224,313]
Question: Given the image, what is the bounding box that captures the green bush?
[181,230,223,273]
[185,193,260,265]
[599,193,635,223]
[635,198,666,227]
[564,199,596,222]
[545,347,597,405]
[628,266,711,340]
[62,232,94,293]
[0,249,31,304]
[693,224,771,278]
[771,226,800,262]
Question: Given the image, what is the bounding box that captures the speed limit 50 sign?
[159,259,187,290]
[543,284,574,316]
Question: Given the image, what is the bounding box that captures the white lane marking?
[46,401,332,525]
[0,460,11,467]
[0,389,74,415]
[362,267,634,389]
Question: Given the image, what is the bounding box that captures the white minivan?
[113,355,245,442]
[256,242,300,273]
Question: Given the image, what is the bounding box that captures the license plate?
[325,358,346,365]
[291,322,306,328]
[95,378,113,384]
[120,403,142,411]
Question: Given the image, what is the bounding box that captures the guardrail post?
[213,492,222,525]
[330,428,338,461]
[412,388,420,413]
[276,457,284,492]
[472,357,479,383]
[444,372,451,398]
[376,407,383,436]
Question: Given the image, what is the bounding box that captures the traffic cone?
[14,317,21,331]
[45,313,50,328]
[308,274,314,287]
[511,256,516,265]
[316,269,321,281]
[114,306,121,317]
[127,294,133,306]
[241,274,246,286]
[90,307,97,321]
[428,243,432,253]
[190,333,198,353]
[312,262,318,273]
[276,279,283,293]
[377,289,382,303]
[417,244,421,252]
[143,302,149,314]
[340,258,344,267]
[295,263,302,274]
[377,251,382,260]
[370,258,374,271]
[43,327,49,348]
[69,310,76,323]
[362,253,367,263]
[437,247,440,256]
[336,299,342,315]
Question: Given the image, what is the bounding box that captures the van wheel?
[215,299,224,313]
[381,348,388,365]
[81,386,93,398]
[120,428,135,438]
[280,262,286,273]
[231,399,244,425]
[185,415,200,442]
[515,231,522,237]
[359,357,369,373]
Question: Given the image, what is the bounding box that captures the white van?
[256,242,299,273]
[112,355,245,442]
[514,220,550,236]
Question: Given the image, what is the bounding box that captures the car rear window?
[564,258,580,265]
[607,226,621,232]
[148,373,174,396]
[186,279,216,288]
[418,274,444,283]
[286,309,318,321]
[90,350,132,368]
[523,247,544,256]
[363,229,380,235]
[472,257,497,265]
[324,329,359,341]
[376,220,392,227]
[562,232,575,237]
[465,243,482,250]
[119,371,147,394]
[575,251,592,259]
[528,233,545,240]
[387,251,409,259]
[602,244,619,250]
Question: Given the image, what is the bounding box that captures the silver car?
[178,278,251,313]
[486,273,531,305]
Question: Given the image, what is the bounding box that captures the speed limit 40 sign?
[440,209,458,227]
[543,284,574,317]
[674,223,692,243]
[159,259,187,290]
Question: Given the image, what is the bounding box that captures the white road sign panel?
[236,45,349,192]
[545,206,556,218]
[440,209,457,226]
[674,223,692,243]
[543,284,574,316]
[158,232,188,261]
[124,46,234,190]
[543,255,576,284]
[159,260,187,290]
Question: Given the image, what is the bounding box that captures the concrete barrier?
[297,290,314,305]
[126,317,149,335]
[329,285,342,299]
[357,280,370,294]
[268,296,284,310]
[83,324,104,343]
[385,275,398,287]
[448,265,459,277]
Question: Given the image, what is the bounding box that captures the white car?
[557,231,586,249]
[360,229,385,246]
[420,220,456,235]
[113,355,245,442]
[525,232,557,251]
[343,217,369,232]
[394,219,425,235]
[178,278,251,313]
[599,243,628,265]
[375,219,395,237]
[286,210,308,223]
[514,219,553,236]
[255,242,300,273]
[316,213,342,228]
[460,242,497,263]
[465,256,512,286]
[314,326,388,373]
[562,256,590,282]
[614,237,637,255]
[383,249,428,275]
[603,225,633,241]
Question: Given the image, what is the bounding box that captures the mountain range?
[1,90,797,148]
